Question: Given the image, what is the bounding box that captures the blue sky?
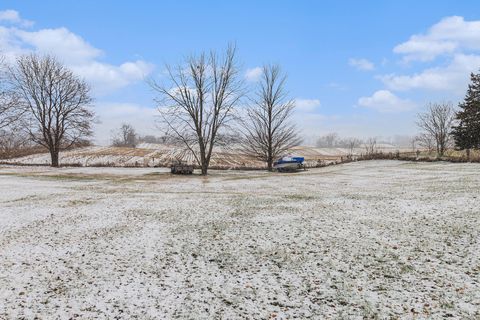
[1,1,480,144]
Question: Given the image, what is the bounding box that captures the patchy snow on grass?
[0,161,479,319]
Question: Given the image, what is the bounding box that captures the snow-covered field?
[0,161,478,319]
[2,144,408,169]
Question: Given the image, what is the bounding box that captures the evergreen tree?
[452,72,480,150]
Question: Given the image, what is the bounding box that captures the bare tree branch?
[0,55,22,130]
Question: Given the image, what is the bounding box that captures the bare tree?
[8,54,94,167]
[112,123,137,148]
[364,137,377,155]
[241,64,301,171]
[0,89,17,130]
[416,102,454,157]
[316,132,339,147]
[0,127,31,158]
[346,137,362,156]
[150,45,242,175]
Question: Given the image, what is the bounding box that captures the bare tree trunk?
[267,132,273,171]
[50,150,59,167]
[199,139,208,174]
[201,162,208,175]
[201,135,211,174]
[267,155,273,171]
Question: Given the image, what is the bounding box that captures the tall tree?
[150,45,242,175]
[112,123,137,148]
[241,64,301,171]
[452,72,480,152]
[416,102,455,158]
[8,54,94,167]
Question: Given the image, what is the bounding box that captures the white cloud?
[245,67,262,81]
[0,26,29,61]
[358,90,416,113]
[394,16,480,62]
[16,27,102,64]
[0,14,154,95]
[380,53,480,94]
[382,16,480,95]
[71,60,153,94]
[327,82,347,91]
[348,58,374,71]
[0,10,33,27]
[295,98,321,112]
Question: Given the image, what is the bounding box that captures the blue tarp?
[274,156,304,165]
